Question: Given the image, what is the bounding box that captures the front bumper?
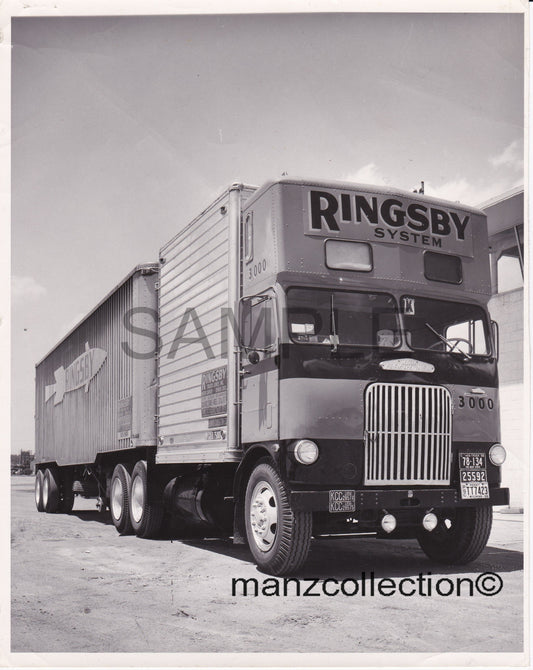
[290,486,509,512]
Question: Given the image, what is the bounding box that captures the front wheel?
[244,460,312,575]
[417,506,493,564]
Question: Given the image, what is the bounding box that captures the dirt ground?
[11,476,524,655]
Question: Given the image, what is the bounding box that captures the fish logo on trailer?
[45,343,107,405]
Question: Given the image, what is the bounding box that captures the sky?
[10,11,525,453]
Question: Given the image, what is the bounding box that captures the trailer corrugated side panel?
[156,186,256,464]
[35,265,158,467]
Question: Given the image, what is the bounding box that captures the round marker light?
[293,440,319,465]
[422,512,438,532]
[489,443,506,466]
[381,514,396,534]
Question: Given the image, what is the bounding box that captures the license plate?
[461,482,490,499]
[460,469,487,483]
[459,452,489,499]
[329,490,355,513]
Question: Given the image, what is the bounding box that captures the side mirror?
[491,320,499,361]
[240,293,277,353]
[247,350,260,365]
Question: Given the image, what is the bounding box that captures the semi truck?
[34,177,509,575]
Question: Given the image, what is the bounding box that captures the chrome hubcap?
[131,475,144,523]
[35,476,41,505]
[111,477,123,520]
[249,480,278,552]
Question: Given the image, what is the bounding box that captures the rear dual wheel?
[110,464,133,535]
[35,470,45,512]
[109,461,163,538]
[42,468,60,513]
[35,467,74,514]
[129,460,164,539]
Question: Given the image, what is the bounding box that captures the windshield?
[401,296,491,357]
[287,288,400,348]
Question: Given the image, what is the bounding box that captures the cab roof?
[244,176,486,217]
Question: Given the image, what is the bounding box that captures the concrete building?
[479,187,525,511]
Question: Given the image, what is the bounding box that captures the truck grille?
[364,383,452,485]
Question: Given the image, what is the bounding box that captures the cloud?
[344,159,523,208]
[424,176,523,207]
[12,276,46,303]
[489,140,523,171]
[344,163,389,186]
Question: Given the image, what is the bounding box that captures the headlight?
[422,512,438,532]
[489,443,506,466]
[381,514,397,533]
[293,439,319,465]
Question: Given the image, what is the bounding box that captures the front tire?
[129,460,164,539]
[244,459,312,575]
[417,506,493,564]
[35,470,45,512]
[110,464,133,535]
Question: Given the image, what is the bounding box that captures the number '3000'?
[458,396,494,410]
[248,259,267,279]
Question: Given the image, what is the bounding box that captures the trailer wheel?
[43,468,60,513]
[35,470,45,512]
[110,464,133,535]
[244,459,312,575]
[129,460,164,539]
[417,506,493,564]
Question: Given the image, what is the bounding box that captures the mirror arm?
[491,320,499,361]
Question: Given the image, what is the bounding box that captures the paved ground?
[11,476,524,655]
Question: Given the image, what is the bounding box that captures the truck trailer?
[34,177,509,575]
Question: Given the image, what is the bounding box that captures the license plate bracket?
[459,452,489,499]
[329,489,356,513]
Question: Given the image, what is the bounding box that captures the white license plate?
[329,490,355,513]
[460,482,489,499]
[459,452,489,500]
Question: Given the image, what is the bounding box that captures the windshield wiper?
[424,322,472,361]
[330,294,339,353]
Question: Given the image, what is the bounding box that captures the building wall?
[488,288,524,509]
[482,188,524,511]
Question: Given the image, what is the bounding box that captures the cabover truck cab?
[34,178,509,576]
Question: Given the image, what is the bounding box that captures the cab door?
[240,291,279,444]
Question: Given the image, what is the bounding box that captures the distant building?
[479,187,524,511]
[11,449,33,474]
